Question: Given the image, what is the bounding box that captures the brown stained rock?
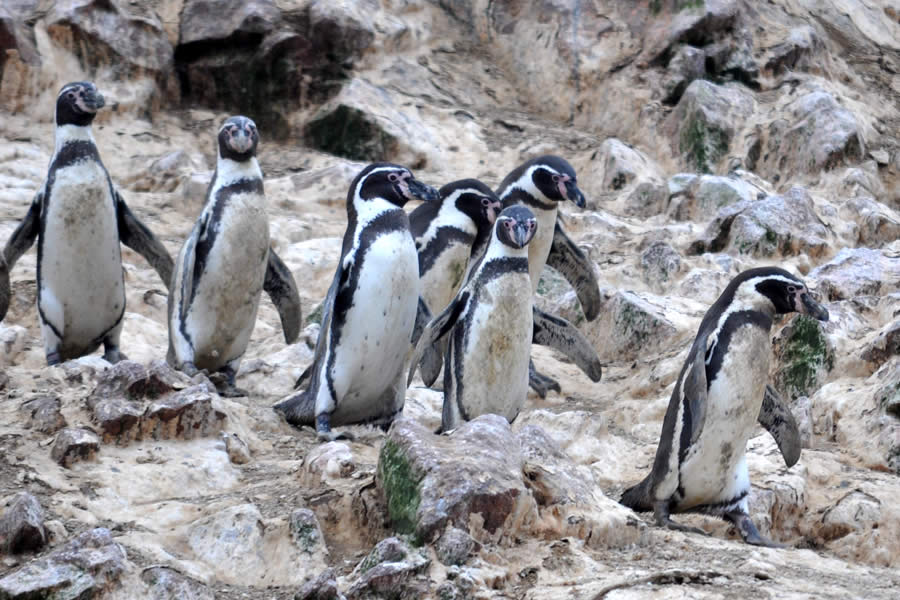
[141,566,215,600]
[91,398,144,444]
[91,360,184,404]
[221,432,251,465]
[50,428,100,468]
[295,568,340,600]
[21,396,67,434]
[0,492,46,554]
[377,415,536,545]
[0,528,126,598]
[141,386,225,441]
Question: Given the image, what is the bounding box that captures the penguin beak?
[512,220,534,248]
[800,293,829,321]
[406,178,440,203]
[231,129,253,154]
[565,181,586,208]
[85,89,105,111]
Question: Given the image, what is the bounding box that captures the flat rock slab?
[50,428,100,467]
[0,528,127,599]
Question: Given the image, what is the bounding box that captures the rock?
[51,427,100,467]
[141,566,215,600]
[692,187,829,258]
[808,247,900,301]
[597,138,660,192]
[377,416,536,545]
[221,432,251,464]
[187,504,266,576]
[178,0,281,46]
[666,80,755,173]
[123,150,194,193]
[21,395,67,434]
[91,397,145,444]
[870,149,890,165]
[0,324,27,366]
[0,492,46,554]
[295,568,340,600]
[792,395,814,449]
[141,385,226,440]
[290,508,327,555]
[434,527,475,567]
[841,196,900,247]
[667,174,755,222]
[625,181,668,218]
[0,528,127,599]
[861,321,900,368]
[644,0,740,63]
[640,241,682,290]
[661,45,706,105]
[703,32,759,86]
[821,490,882,541]
[579,290,678,363]
[346,537,429,600]
[772,315,835,401]
[91,360,184,402]
[764,26,821,75]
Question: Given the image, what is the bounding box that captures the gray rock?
[772,315,835,401]
[861,321,900,368]
[178,0,280,46]
[808,248,900,301]
[662,45,706,105]
[376,415,536,545]
[187,504,265,574]
[640,242,682,290]
[821,491,882,541]
[141,566,215,600]
[0,4,39,68]
[841,196,900,247]
[91,397,144,444]
[597,138,656,191]
[222,432,251,465]
[667,174,755,222]
[693,187,829,258]
[141,385,226,441]
[295,568,341,600]
[0,492,46,554]
[434,528,475,567]
[346,537,429,600]
[91,360,185,402]
[666,80,755,173]
[51,428,100,467]
[580,291,678,362]
[0,528,127,599]
[625,181,668,218]
[764,26,821,75]
[123,150,193,193]
[21,395,67,434]
[290,508,327,554]
[792,395,814,449]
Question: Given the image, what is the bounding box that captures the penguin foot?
[315,413,355,442]
[103,348,126,364]
[653,502,708,536]
[46,351,61,366]
[726,511,785,548]
[181,362,201,377]
[209,370,248,397]
[528,370,561,398]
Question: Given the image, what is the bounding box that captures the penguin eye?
[787,285,796,294]
[551,174,560,183]
[481,198,491,207]
[388,173,400,183]
[67,91,76,99]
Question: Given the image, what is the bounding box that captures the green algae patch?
[680,116,728,174]
[775,315,834,399]
[378,439,422,540]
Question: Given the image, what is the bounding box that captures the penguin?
[0,253,9,322]
[619,267,828,546]
[274,163,439,440]
[411,178,502,315]
[408,205,537,432]
[495,155,602,396]
[1,82,173,365]
[167,116,302,396]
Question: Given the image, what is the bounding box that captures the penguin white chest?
[526,206,558,292]
[331,230,419,416]
[678,326,770,509]
[421,240,470,313]
[40,160,123,346]
[184,193,270,369]
[458,270,533,421]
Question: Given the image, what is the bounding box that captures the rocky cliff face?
[1,0,900,598]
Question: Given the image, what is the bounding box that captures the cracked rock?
[0,492,46,554]
[50,427,100,467]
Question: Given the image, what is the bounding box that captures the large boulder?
[666,173,756,222]
[808,247,900,301]
[0,492,46,554]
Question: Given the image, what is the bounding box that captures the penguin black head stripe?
[218,116,259,161]
[352,163,439,207]
[439,179,502,229]
[56,82,105,127]
[496,205,537,249]
[499,155,586,208]
[715,266,829,322]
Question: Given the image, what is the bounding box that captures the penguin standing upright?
[167,116,302,396]
[620,267,828,546]
[496,155,602,396]
[274,163,439,440]
[409,206,537,432]
[2,82,173,364]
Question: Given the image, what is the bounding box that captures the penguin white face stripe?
[499,164,561,204]
[415,188,481,250]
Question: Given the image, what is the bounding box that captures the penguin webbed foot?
[726,511,786,548]
[209,367,248,397]
[653,502,707,536]
[180,361,201,377]
[528,360,561,399]
[46,351,62,366]
[315,413,354,442]
[103,348,126,364]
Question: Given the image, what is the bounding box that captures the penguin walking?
[274,163,439,440]
[496,155,602,396]
[167,116,302,396]
[620,267,828,546]
[409,206,537,432]
[1,82,173,365]
[409,179,501,385]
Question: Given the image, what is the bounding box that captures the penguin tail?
[273,390,316,426]
[619,477,653,513]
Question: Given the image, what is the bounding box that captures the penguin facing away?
[167,116,302,396]
[408,205,537,433]
[495,155,602,396]
[620,267,828,547]
[274,163,439,440]
[1,82,173,365]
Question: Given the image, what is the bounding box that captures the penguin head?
[218,116,259,161]
[439,179,502,229]
[529,155,586,208]
[495,205,537,249]
[352,163,439,207]
[742,267,830,321]
[56,82,105,127]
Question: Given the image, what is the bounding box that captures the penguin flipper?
[758,384,802,468]
[682,342,710,447]
[531,307,603,382]
[1,192,41,321]
[407,291,469,387]
[116,192,174,290]
[546,219,601,321]
[0,253,9,322]
[264,249,302,344]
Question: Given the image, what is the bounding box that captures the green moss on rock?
[304,104,397,162]
[776,315,834,399]
[680,117,728,174]
[378,440,422,539]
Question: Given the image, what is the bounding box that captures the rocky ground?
[1,0,900,598]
